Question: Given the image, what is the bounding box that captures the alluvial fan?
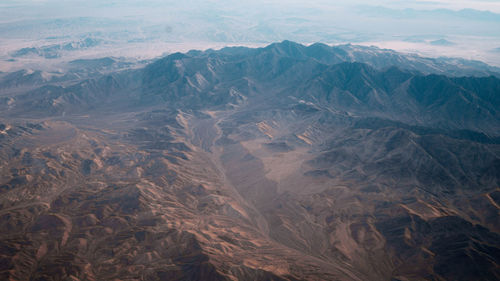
[0,41,499,281]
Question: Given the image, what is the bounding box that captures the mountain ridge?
[0,41,499,281]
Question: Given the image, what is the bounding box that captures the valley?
[0,41,499,280]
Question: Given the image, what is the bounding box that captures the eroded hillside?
[1,41,499,281]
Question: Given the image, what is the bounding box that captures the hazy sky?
[1,0,500,70]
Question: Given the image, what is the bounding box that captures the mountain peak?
[263,40,307,57]
[1,42,500,281]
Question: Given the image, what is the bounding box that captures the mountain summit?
[0,42,499,281]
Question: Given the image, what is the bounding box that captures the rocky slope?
[0,41,499,280]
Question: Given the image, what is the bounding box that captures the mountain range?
[0,41,499,281]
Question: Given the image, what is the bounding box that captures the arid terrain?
[0,41,499,280]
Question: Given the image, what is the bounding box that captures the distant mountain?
[214,41,500,77]
[10,42,497,134]
[0,41,499,281]
[430,39,456,46]
[359,6,500,22]
[139,41,500,134]
[11,38,102,59]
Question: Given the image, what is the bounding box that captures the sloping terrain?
[0,41,499,281]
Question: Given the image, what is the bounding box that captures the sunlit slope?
[0,41,499,281]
